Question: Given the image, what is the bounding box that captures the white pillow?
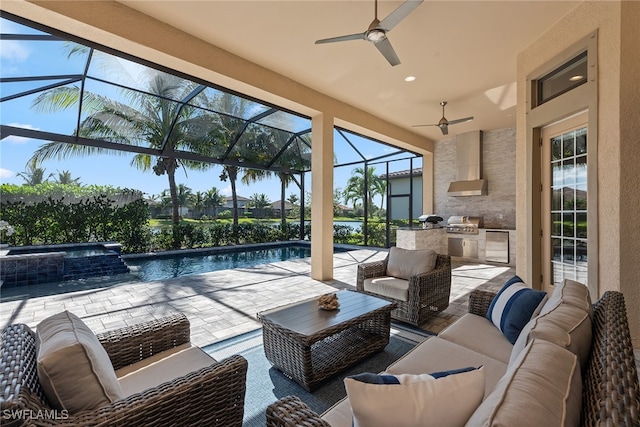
[344,366,485,427]
[36,311,124,412]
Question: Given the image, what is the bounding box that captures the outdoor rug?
[204,322,433,427]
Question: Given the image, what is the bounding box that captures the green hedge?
[0,196,151,253]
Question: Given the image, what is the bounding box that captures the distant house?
[222,195,249,216]
[335,203,355,217]
[270,200,295,216]
[224,195,249,208]
[380,168,423,220]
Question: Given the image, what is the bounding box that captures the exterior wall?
[517,1,640,346]
[434,128,516,229]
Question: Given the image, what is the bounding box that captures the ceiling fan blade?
[374,37,400,66]
[447,116,474,126]
[440,124,449,135]
[411,124,439,128]
[315,32,366,45]
[379,0,424,31]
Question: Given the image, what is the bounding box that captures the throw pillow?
[344,366,485,427]
[386,247,437,280]
[36,311,124,412]
[486,276,547,344]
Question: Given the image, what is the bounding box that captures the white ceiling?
[118,0,579,142]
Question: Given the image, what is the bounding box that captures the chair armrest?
[266,395,331,427]
[97,313,190,370]
[356,258,388,291]
[468,289,497,317]
[407,255,451,304]
[58,354,248,427]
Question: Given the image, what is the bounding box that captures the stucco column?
[422,151,434,215]
[310,113,334,280]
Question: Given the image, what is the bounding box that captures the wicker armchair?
[0,313,248,427]
[356,251,452,325]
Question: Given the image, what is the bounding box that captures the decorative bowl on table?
[317,293,340,310]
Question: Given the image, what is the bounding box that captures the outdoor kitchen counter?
[396,227,447,255]
[447,229,516,266]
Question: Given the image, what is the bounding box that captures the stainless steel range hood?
[447,130,488,196]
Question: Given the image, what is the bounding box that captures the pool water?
[125,246,314,281]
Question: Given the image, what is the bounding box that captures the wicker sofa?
[356,248,452,325]
[266,284,640,426]
[0,313,248,427]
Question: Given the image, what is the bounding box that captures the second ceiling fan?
[413,101,474,135]
[315,0,423,66]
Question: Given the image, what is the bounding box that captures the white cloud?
[3,123,39,144]
[0,168,15,179]
[0,40,31,62]
[221,185,232,196]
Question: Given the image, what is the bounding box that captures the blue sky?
[0,16,420,205]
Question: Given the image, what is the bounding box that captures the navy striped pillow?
[487,276,547,344]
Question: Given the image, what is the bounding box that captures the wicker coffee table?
[257,290,396,391]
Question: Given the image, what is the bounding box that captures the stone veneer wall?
[434,128,516,229]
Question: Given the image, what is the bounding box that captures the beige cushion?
[36,311,124,412]
[467,339,582,427]
[345,368,485,427]
[322,398,354,427]
[541,278,592,317]
[386,247,437,280]
[439,313,514,364]
[386,337,508,397]
[509,299,592,369]
[117,344,216,397]
[363,276,409,301]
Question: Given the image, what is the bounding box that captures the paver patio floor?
[1,248,514,346]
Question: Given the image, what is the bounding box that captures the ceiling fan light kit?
[413,101,474,135]
[315,0,424,66]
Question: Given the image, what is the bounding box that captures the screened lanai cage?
[1,12,422,249]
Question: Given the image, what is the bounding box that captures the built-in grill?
[446,216,484,234]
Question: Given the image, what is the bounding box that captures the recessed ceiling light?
[404,76,416,82]
[569,75,584,81]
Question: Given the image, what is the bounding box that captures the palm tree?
[249,193,270,208]
[342,166,382,218]
[175,184,194,217]
[287,193,299,206]
[203,92,259,229]
[371,177,387,216]
[192,191,205,218]
[53,170,81,185]
[203,187,225,217]
[29,61,212,248]
[17,164,52,185]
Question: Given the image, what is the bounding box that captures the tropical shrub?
[0,194,151,253]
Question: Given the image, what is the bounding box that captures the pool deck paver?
[0,249,376,345]
[0,248,516,347]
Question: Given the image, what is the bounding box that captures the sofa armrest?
[468,289,497,317]
[56,354,248,427]
[266,395,331,427]
[97,313,190,370]
[356,258,388,291]
[582,291,640,426]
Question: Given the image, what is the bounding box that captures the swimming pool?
[124,244,335,282]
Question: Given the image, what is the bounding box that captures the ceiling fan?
[413,101,474,135]
[314,0,424,66]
